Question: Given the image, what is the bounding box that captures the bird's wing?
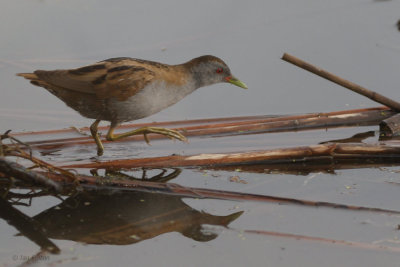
[33,59,156,100]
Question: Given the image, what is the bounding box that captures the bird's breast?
[108,80,197,122]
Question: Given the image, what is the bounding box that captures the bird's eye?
[216,68,223,74]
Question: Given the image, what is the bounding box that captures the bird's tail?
[17,72,46,87]
[17,73,38,80]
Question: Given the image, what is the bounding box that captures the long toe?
[148,127,187,142]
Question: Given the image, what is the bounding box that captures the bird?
[17,55,248,156]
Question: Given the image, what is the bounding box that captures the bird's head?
[184,55,247,89]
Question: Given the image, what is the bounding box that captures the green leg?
[90,119,104,156]
[106,123,187,144]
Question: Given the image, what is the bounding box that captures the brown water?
[2,0,400,266]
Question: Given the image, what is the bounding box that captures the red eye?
[216,68,223,74]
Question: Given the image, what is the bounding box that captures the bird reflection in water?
[33,188,243,244]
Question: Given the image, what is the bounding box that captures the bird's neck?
[178,62,212,89]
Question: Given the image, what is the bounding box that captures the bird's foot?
[140,127,188,144]
[106,126,187,144]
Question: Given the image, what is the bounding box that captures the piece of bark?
[0,157,61,192]
[380,113,400,135]
[62,143,400,170]
[282,53,400,112]
[12,107,395,151]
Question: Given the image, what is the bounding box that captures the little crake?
[18,55,247,156]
